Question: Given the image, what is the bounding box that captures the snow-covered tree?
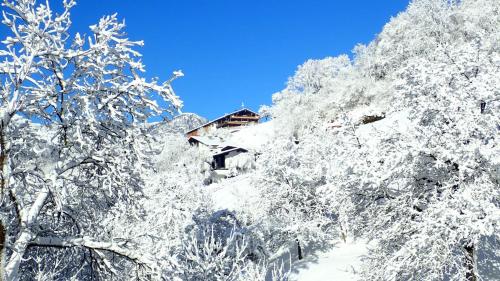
[255,133,337,257]
[0,0,182,279]
[100,131,215,279]
[266,56,355,140]
[328,0,500,280]
[256,1,499,280]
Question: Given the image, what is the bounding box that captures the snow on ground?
[289,239,367,281]
[206,174,259,211]
[207,120,369,281]
[205,122,274,210]
[208,173,368,281]
[354,109,412,148]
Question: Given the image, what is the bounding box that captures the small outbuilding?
[212,147,249,170]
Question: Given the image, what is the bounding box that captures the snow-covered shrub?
[238,259,291,281]
[226,152,256,176]
[173,209,268,281]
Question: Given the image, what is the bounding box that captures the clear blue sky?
[1,0,410,120]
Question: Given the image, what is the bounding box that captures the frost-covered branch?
[31,236,153,267]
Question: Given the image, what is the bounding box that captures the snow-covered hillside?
[288,239,367,281]
[206,169,369,281]
[204,121,366,280]
[194,0,500,279]
[2,0,497,280]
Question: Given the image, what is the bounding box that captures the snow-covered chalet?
[186,108,260,173]
[186,108,259,137]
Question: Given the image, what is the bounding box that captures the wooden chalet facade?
[186,108,260,137]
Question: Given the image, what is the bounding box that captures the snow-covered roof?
[223,121,274,151]
[188,136,221,147]
[185,108,259,134]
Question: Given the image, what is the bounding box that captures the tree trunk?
[0,121,9,196]
[464,244,477,281]
[0,123,10,281]
[4,189,49,281]
[0,222,5,281]
[4,230,36,281]
[296,239,303,260]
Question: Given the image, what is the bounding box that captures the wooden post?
[480,101,486,114]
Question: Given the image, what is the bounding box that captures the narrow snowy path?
[208,175,367,281]
[289,239,367,281]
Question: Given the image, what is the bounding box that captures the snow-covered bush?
[96,128,218,279]
[173,209,269,281]
[226,152,256,176]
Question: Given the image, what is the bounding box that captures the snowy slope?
[207,162,367,281]
[209,173,368,281]
[207,174,259,212]
[288,239,367,281]
[205,121,372,281]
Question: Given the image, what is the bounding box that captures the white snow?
[223,121,275,151]
[207,171,368,281]
[207,174,258,211]
[173,70,184,77]
[190,135,222,147]
[289,239,367,281]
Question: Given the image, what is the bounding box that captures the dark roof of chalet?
[213,147,248,157]
[185,108,259,134]
[220,145,238,151]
